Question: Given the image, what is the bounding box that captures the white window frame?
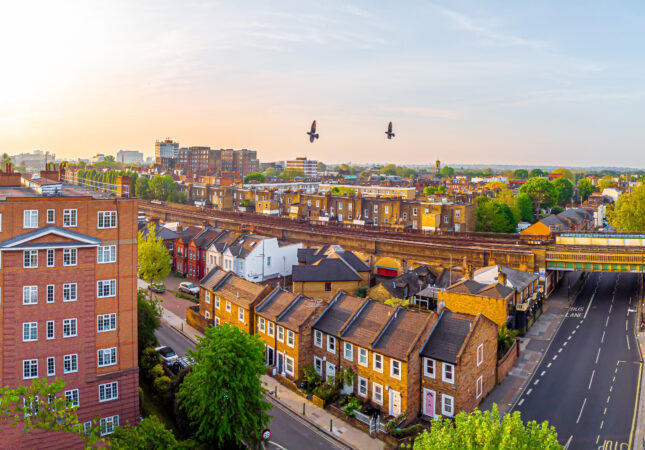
[225,301,231,312]
[215,296,220,309]
[63,318,78,338]
[442,394,454,417]
[205,310,211,320]
[97,348,117,367]
[63,283,77,302]
[476,375,483,399]
[100,415,119,436]
[258,317,265,333]
[23,286,38,305]
[238,307,245,323]
[97,211,117,229]
[327,335,336,354]
[23,359,38,379]
[64,354,79,373]
[358,347,368,367]
[97,280,116,298]
[23,322,38,342]
[47,209,55,223]
[343,342,353,361]
[424,358,435,379]
[372,382,383,405]
[23,210,38,229]
[390,359,401,380]
[63,248,77,266]
[314,330,322,348]
[314,356,323,375]
[47,356,55,376]
[267,321,274,337]
[46,285,55,303]
[287,330,295,348]
[46,320,55,340]
[63,209,77,227]
[205,291,210,304]
[97,245,117,264]
[97,313,117,332]
[285,356,295,376]
[99,382,119,402]
[373,353,383,373]
[65,389,80,407]
[47,249,55,267]
[477,343,484,367]
[277,325,284,342]
[442,362,455,384]
[23,250,38,268]
[357,376,368,398]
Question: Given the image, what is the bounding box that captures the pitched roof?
[209,230,242,252]
[420,310,474,364]
[372,308,435,360]
[470,265,538,292]
[313,292,366,336]
[226,235,265,258]
[201,269,268,308]
[177,226,202,244]
[297,245,369,272]
[376,265,436,299]
[200,267,230,290]
[138,223,179,241]
[340,300,392,348]
[446,279,514,299]
[192,227,221,249]
[256,288,300,322]
[292,258,363,282]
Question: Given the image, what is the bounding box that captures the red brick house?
[173,226,201,275]
[186,227,221,280]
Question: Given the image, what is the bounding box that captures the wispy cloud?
[440,8,547,50]
[499,89,645,107]
[378,106,460,119]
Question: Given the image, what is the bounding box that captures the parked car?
[148,281,165,293]
[179,281,200,296]
[169,356,195,374]
[154,346,179,364]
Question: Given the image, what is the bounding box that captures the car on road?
[178,281,200,296]
[148,281,165,293]
[169,356,195,374]
[154,346,179,364]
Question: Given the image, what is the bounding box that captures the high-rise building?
[287,157,318,178]
[177,146,215,174]
[0,165,139,446]
[116,150,144,165]
[155,139,179,167]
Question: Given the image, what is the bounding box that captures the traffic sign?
[262,429,271,440]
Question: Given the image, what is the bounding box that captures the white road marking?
[564,435,573,449]
[576,398,587,424]
[269,442,289,450]
[606,316,610,327]
[527,388,533,395]
[596,348,601,364]
[626,335,631,350]
[547,363,552,368]
[534,379,540,385]
[588,370,595,390]
[541,371,546,376]
[553,355,558,360]
[518,399,525,406]
[608,304,613,315]
[584,293,595,318]
[576,325,580,329]
[625,320,628,331]
[601,331,605,343]
[563,341,568,346]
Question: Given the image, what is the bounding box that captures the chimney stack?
[497,266,507,285]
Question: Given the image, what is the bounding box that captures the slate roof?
[313,292,366,336]
[340,300,391,348]
[446,279,514,299]
[377,265,437,299]
[256,288,300,322]
[292,258,362,282]
[297,245,369,273]
[420,310,473,364]
[278,295,321,331]
[226,235,265,258]
[192,227,221,249]
[139,223,180,241]
[200,268,268,308]
[372,308,435,360]
[209,230,242,252]
[470,265,538,292]
[177,226,202,244]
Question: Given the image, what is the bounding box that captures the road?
[155,324,348,450]
[514,272,643,450]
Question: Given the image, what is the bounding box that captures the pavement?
[633,286,645,450]
[481,272,580,415]
[155,306,384,450]
[138,276,197,320]
[513,272,642,450]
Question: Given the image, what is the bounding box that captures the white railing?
[63,173,130,197]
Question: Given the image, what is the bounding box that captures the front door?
[342,378,353,395]
[277,353,284,375]
[266,346,274,366]
[390,389,402,417]
[423,388,436,417]
[326,362,336,381]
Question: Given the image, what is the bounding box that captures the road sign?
[262,429,271,440]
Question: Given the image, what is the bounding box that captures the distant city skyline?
[2,1,645,167]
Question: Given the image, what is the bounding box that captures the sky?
[1,0,645,167]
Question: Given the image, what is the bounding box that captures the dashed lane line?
[606,317,610,327]
[601,331,605,343]
[626,335,631,351]
[588,370,595,390]
[596,348,601,364]
[526,388,533,395]
[518,399,525,406]
[576,398,587,424]
[584,293,595,319]
[547,363,552,368]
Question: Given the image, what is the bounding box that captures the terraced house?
[255,287,322,380]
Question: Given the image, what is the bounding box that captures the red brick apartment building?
[0,167,138,447]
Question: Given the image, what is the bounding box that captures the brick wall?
[440,291,509,328]
[496,338,520,384]
[293,281,359,301]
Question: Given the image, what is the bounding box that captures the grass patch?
[140,379,179,437]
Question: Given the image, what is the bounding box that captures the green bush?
[301,365,321,394]
[343,396,362,418]
[154,375,171,394]
[150,364,165,380]
[140,347,161,376]
[356,286,368,298]
[313,379,340,405]
[391,423,423,439]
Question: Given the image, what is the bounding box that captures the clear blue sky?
[1,1,644,167]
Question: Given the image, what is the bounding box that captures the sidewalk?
[634,289,645,450]
[161,307,383,450]
[481,272,581,415]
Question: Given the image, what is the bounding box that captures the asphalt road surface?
[155,324,348,450]
[514,272,643,450]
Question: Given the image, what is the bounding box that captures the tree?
[0,378,101,446]
[413,404,560,449]
[137,289,162,353]
[440,166,455,178]
[330,186,356,195]
[149,175,177,201]
[135,176,150,199]
[552,178,574,205]
[484,181,507,192]
[597,175,615,190]
[436,185,446,193]
[577,178,595,202]
[423,186,437,196]
[514,193,534,222]
[264,167,279,178]
[608,184,645,232]
[317,161,327,172]
[476,200,517,233]
[552,167,574,183]
[519,177,557,212]
[244,172,266,183]
[279,168,306,181]
[529,168,546,178]
[359,170,371,179]
[109,416,178,449]
[138,224,172,289]
[512,169,529,180]
[177,323,272,447]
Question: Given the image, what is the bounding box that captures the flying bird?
[385,121,395,139]
[307,120,319,143]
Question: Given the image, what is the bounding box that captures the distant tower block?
[435,160,441,173]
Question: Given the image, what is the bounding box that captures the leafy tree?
[135,176,150,199]
[149,175,177,201]
[0,378,101,446]
[484,181,507,191]
[359,170,371,179]
[423,186,437,196]
[476,200,517,233]
[330,186,356,195]
[279,168,306,181]
[529,168,546,178]
[515,193,534,222]
[109,416,178,449]
[436,185,447,193]
[519,177,557,212]
[597,175,615,190]
[608,184,645,232]
[413,404,560,449]
[552,178,574,205]
[177,323,272,447]
[577,178,595,202]
[552,167,574,183]
[138,224,172,288]
[498,325,520,359]
[140,347,162,375]
[244,172,266,183]
[264,167,280,178]
[440,166,455,178]
[384,298,409,307]
[317,161,327,171]
[138,290,162,354]
[512,169,529,180]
